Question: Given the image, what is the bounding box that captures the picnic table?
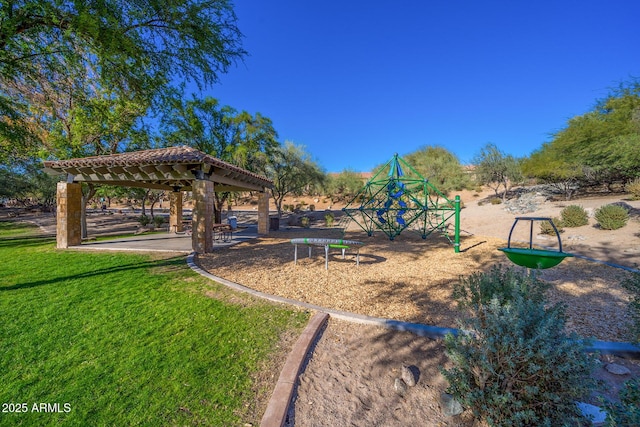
[290,238,364,270]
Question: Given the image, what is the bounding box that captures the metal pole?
[454,195,461,253]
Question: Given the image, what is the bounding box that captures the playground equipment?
[290,238,364,270]
[342,154,461,252]
[499,217,573,269]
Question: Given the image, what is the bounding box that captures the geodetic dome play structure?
[342,153,461,252]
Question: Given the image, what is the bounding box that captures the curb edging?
[259,312,329,427]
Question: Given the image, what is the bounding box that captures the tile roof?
[43,146,272,191]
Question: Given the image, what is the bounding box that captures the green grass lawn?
[0,221,309,426]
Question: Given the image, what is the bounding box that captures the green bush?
[594,204,629,230]
[560,205,589,227]
[621,273,640,343]
[626,177,640,200]
[324,212,335,227]
[539,217,564,235]
[443,266,597,427]
[152,215,165,228]
[138,214,151,226]
[489,197,502,205]
[603,378,640,426]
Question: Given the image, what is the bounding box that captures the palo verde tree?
[472,143,523,201]
[0,0,245,161]
[160,95,279,222]
[404,145,471,194]
[523,78,640,193]
[260,141,325,218]
[325,169,364,203]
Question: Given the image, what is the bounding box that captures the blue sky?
[201,0,639,173]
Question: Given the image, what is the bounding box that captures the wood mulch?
[196,226,636,343]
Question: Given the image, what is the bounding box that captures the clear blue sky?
[202,0,639,173]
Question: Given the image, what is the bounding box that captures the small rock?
[401,365,416,387]
[576,401,607,425]
[605,363,631,376]
[439,393,464,417]
[393,378,407,396]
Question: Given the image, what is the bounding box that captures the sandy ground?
[197,191,640,426]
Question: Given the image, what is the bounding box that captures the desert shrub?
[452,265,549,309]
[443,266,597,427]
[152,215,165,228]
[300,216,310,228]
[594,204,629,230]
[324,212,335,227]
[138,214,151,226]
[489,197,502,205]
[539,217,564,235]
[602,378,640,426]
[560,205,589,227]
[309,204,315,211]
[621,273,640,343]
[626,177,640,200]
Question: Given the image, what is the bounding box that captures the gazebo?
[43,146,272,253]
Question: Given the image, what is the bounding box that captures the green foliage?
[522,78,640,191]
[626,177,640,200]
[603,378,640,426]
[0,159,58,208]
[324,212,335,227]
[489,197,502,205]
[560,205,589,227]
[472,143,523,200]
[138,214,151,226]
[444,266,596,426]
[594,204,629,230]
[260,141,325,218]
[1,0,246,162]
[403,146,471,194]
[152,215,166,228]
[452,265,550,310]
[620,273,640,343]
[539,217,564,235]
[325,169,364,202]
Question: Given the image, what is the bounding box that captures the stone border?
[259,312,329,427]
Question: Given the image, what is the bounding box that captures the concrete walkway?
[71,225,259,252]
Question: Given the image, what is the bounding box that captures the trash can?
[269,216,279,231]
[227,216,237,229]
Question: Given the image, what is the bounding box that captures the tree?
[524,78,640,193]
[160,96,279,222]
[0,159,57,208]
[261,142,325,218]
[325,169,364,203]
[473,143,523,201]
[0,0,245,144]
[521,142,584,200]
[404,146,471,194]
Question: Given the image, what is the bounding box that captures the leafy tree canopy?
[403,145,471,194]
[472,143,523,200]
[524,77,640,188]
[0,0,245,162]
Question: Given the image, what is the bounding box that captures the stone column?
[169,191,183,233]
[258,191,269,235]
[192,179,214,253]
[56,182,82,248]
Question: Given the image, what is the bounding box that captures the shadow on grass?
[1,255,186,292]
